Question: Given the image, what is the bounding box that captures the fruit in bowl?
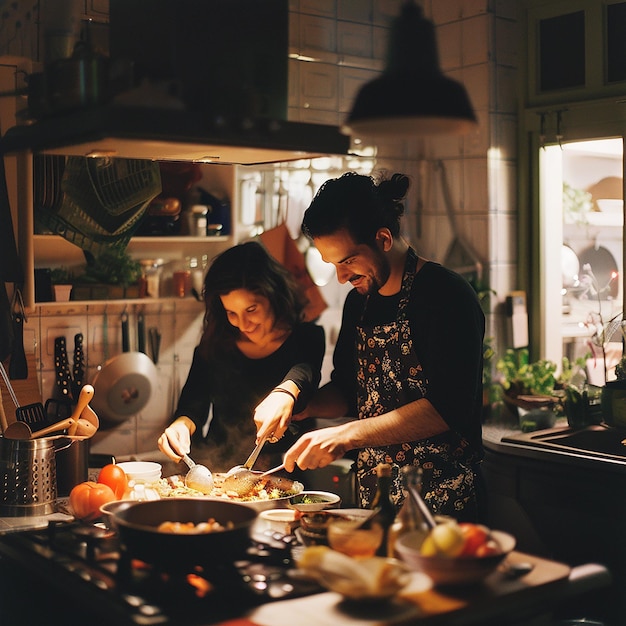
[395,520,515,586]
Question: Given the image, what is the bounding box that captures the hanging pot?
[91,312,157,427]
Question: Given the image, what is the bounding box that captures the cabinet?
[482,443,625,623]
[524,0,626,106]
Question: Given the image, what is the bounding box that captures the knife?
[54,336,74,401]
[71,333,85,399]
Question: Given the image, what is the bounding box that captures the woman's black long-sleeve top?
[173,322,325,469]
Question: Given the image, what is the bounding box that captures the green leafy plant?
[76,249,141,286]
[563,181,593,225]
[49,267,73,284]
[496,348,557,397]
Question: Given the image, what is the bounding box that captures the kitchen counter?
[482,418,626,473]
[222,553,609,626]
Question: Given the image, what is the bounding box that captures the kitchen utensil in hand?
[221,437,269,496]
[182,453,214,494]
[67,384,95,436]
[260,463,285,477]
[0,360,47,427]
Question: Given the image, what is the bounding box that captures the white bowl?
[596,198,623,213]
[116,461,162,483]
[288,490,341,512]
[395,529,515,586]
[258,508,299,534]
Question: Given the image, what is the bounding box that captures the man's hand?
[283,423,350,471]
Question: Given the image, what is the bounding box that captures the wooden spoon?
[3,416,75,440]
[67,385,95,436]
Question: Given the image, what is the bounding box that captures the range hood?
[0,0,350,166]
[0,105,351,165]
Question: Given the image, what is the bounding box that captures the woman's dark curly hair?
[198,241,307,357]
[301,172,410,246]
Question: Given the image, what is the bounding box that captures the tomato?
[97,463,128,499]
[474,539,501,558]
[69,481,116,521]
[459,523,490,557]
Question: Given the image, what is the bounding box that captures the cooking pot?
[92,312,157,426]
[108,498,257,569]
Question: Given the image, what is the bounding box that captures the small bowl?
[258,508,299,534]
[116,461,162,484]
[327,518,384,558]
[288,491,341,512]
[395,529,516,586]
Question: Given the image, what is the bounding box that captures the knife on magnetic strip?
[54,336,74,401]
[72,333,85,399]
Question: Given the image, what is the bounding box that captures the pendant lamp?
[341,1,477,139]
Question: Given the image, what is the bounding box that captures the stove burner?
[0,519,322,625]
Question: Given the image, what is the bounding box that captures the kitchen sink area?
[501,423,626,462]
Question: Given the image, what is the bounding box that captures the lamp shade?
[342,1,477,138]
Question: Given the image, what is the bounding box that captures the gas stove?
[0,516,321,625]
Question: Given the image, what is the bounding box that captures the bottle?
[388,465,430,558]
[370,463,396,557]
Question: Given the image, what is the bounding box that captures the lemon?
[425,522,465,557]
[419,534,438,556]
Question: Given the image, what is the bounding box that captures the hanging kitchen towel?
[259,222,327,322]
[0,153,25,362]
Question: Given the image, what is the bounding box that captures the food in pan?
[155,473,302,502]
[157,518,233,534]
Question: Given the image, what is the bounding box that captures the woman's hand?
[254,387,297,444]
[157,417,194,461]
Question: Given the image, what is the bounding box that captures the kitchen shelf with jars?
[26,160,238,308]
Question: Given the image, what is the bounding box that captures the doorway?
[540,137,624,381]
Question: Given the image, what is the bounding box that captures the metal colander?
[0,437,57,516]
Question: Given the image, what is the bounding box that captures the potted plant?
[72,249,142,300]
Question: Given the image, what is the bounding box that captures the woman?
[158,240,325,473]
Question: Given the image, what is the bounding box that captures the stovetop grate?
[0,520,321,625]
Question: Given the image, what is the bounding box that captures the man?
[273,171,486,520]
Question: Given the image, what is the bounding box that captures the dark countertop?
[482,417,626,475]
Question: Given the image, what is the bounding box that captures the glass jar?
[139,259,164,298]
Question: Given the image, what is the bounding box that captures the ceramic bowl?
[395,529,516,586]
[116,461,162,484]
[258,508,299,534]
[287,490,341,512]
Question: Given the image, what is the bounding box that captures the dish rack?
[35,156,161,256]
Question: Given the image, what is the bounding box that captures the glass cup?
[327,518,384,558]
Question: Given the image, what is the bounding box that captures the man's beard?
[354,251,391,296]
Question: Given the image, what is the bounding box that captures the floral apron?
[355,248,478,518]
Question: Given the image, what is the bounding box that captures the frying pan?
[107,498,257,569]
[91,312,157,426]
